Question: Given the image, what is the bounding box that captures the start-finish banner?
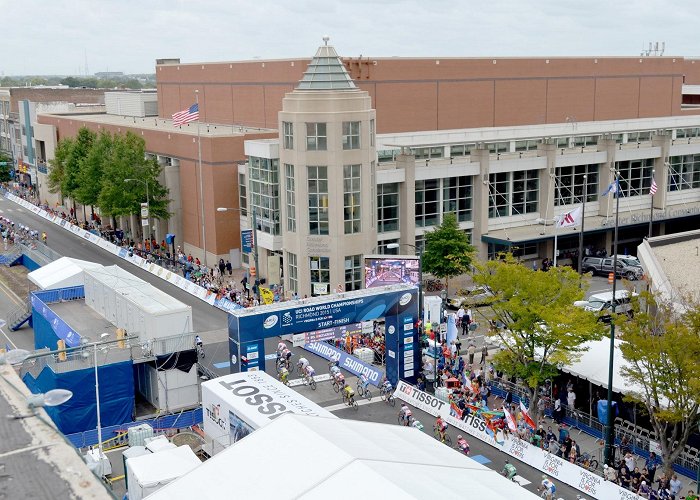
[303,341,383,387]
[393,381,641,500]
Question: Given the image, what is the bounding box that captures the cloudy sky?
[4,0,699,75]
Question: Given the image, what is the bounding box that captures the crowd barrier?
[393,380,642,500]
[4,192,243,314]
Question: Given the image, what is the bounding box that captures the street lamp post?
[217,206,260,302]
[124,178,150,246]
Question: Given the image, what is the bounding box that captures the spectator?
[624,451,636,472]
[480,345,488,365]
[467,342,476,365]
[603,464,618,482]
[645,452,660,482]
[567,388,576,409]
[669,474,682,498]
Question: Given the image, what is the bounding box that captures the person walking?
[225,260,232,275]
[480,345,488,365]
[467,342,476,365]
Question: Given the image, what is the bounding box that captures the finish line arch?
[228,284,419,386]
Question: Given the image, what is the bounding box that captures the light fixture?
[27,389,73,408]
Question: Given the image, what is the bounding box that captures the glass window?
[283,122,294,149]
[489,170,539,217]
[378,149,398,163]
[308,166,329,235]
[370,119,375,147]
[668,154,700,191]
[309,256,330,295]
[412,147,444,159]
[488,142,509,154]
[450,144,473,157]
[238,172,247,216]
[377,239,399,255]
[248,156,280,235]
[285,164,296,232]
[442,176,472,222]
[377,183,399,233]
[616,159,654,197]
[342,121,360,150]
[555,137,569,149]
[344,255,362,291]
[555,164,599,205]
[306,122,327,151]
[415,179,440,227]
[287,252,298,293]
[515,140,538,152]
[343,164,361,234]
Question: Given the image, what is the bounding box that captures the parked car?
[610,255,642,270]
[574,290,637,323]
[580,256,643,280]
[446,286,494,309]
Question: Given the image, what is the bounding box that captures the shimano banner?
[303,341,383,387]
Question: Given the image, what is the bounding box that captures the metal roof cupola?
[296,36,357,90]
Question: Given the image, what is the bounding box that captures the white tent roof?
[560,338,645,397]
[127,445,201,489]
[27,257,103,290]
[147,414,539,500]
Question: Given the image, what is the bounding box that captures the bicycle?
[398,411,412,426]
[576,452,599,471]
[332,376,345,393]
[276,356,294,374]
[433,425,452,445]
[196,343,205,359]
[356,380,372,401]
[342,391,358,410]
[380,386,396,406]
[304,372,317,390]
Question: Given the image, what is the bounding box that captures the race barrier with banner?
[393,380,641,500]
[302,341,383,387]
[3,192,243,314]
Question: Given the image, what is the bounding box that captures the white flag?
[557,206,583,228]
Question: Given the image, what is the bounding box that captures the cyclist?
[358,373,370,394]
[278,366,289,385]
[195,335,203,348]
[333,370,346,387]
[297,356,309,373]
[539,476,556,498]
[342,383,355,404]
[410,418,424,431]
[380,376,393,394]
[502,460,517,481]
[456,435,470,455]
[41,231,47,244]
[278,347,292,368]
[399,403,412,426]
[304,364,316,382]
[277,341,286,355]
[435,416,448,442]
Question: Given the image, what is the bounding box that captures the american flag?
[172,103,199,126]
[650,178,658,196]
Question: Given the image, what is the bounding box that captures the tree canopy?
[421,212,474,293]
[472,254,606,422]
[0,152,12,182]
[620,292,700,475]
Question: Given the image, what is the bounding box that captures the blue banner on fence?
[241,230,253,254]
[303,341,383,387]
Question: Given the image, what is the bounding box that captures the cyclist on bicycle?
[435,416,448,442]
[343,384,355,404]
[332,369,345,386]
[358,373,370,393]
[380,376,393,394]
[278,347,292,366]
[277,342,286,355]
[399,403,412,425]
[539,476,556,497]
[411,418,424,431]
[456,435,470,455]
[304,364,316,381]
[502,460,517,481]
[278,366,289,385]
[195,335,203,348]
[297,357,309,373]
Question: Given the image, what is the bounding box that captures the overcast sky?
[4,0,699,75]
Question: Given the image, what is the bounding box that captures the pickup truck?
[580,256,642,280]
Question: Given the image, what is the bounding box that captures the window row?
[668,154,700,191]
[555,165,599,206]
[415,176,473,228]
[282,120,373,151]
[488,170,539,217]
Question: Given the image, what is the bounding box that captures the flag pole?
[553,215,559,267]
[648,169,655,239]
[577,174,587,274]
[195,90,207,268]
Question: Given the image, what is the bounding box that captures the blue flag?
[602,179,621,197]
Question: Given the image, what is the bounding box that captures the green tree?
[62,127,95,213]
[98,132,169,229]
[472,254,605,423]
[421,212,474,293]
[74,130,112,213]
[47,136,74,195]
[0,152,12,182]
[619,292,700,476]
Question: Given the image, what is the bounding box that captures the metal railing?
[33,286,85,304]
[19,240,61,264]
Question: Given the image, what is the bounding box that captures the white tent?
[126,445,201,500]
[27,257,103,290]
[147,414,539,500]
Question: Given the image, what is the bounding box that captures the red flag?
[503,406,517,432]
[520,401,536,430]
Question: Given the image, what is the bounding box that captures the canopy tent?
[148,414,539,500]
[27,257,103,290]
[559,338,646,397]
[126,445,201,500]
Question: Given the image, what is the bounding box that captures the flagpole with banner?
[554,205,583,267]
[648,169,657,238]
[195,90,207,269]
